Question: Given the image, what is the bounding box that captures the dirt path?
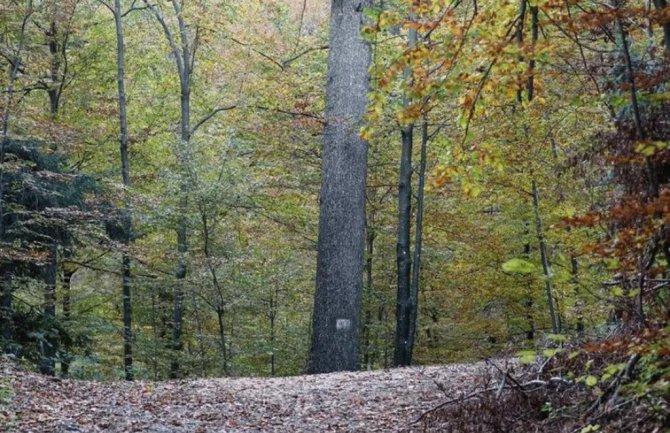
[1,361,492,433]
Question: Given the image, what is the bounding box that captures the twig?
[585,353,640,418]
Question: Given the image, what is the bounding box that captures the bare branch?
[96,0,114,15]
[190,105,237,135]
[254,105,323,122]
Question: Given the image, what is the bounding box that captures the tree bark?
[532,180,560,334]
[393,21,418,368]
[653,0,670,53]
[0,0,32,354]
[308,0,372,374]
[362,214,375,368]
[515,0,527,104]
[60,262,74,376]
[407,117,429,359]
[39,242,58,376]
[112,0,134,381]
[394,123,413,366]
[171,0,192,379]
[521,4,559,334]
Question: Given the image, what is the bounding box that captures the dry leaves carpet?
[1,359,493,432]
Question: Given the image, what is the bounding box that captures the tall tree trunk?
[521,4,559,334]
[617,2,659,326]
[532,181,560,334]
[308,0,372,374]
[112,0,134,381]
[394,123,413,366]
[362,217,375,368]
[268,288,277,376]
[0,0,32,354]
[60,263,74,376]
[47,20,61,118]
[407,117,429,357]
[653,0,670,53]
[188,290,207,376]
[198,204,229,375]
[216,305,228,375]
[170,0,192,379]
[393,22,418,368]
[526,6,538,101]
[515,0,527,103]
[39,242,58,376]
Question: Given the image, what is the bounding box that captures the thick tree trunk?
[308,0,372,374]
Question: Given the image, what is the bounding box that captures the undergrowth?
[416,328,670,433]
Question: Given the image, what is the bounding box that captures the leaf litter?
[1,359,492,433]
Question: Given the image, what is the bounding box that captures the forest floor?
[0,358,496,433]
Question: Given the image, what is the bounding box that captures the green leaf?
[363,7,382,21]
[543,348,563,358]
[502,258,537,274]
[547,334,568,343]
[568,350,581,360]
[517,350,537,365]
[585,375,598,387]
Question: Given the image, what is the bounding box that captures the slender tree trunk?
[0,0,32,354]
[362,219,375,368]
[617,3,660,326]
[268,290,277,376]
[526,6,538,101]
[394,123,413,366]
[521,5,559,334]
[653,0,670,53]
[60,264,74,376]
[39,242,58,376]
[617,12,658,197]
[189,291,207,376]
[515,0,527,103]
[43,14,61,378]
[198,206,229,375]
[216,305,228,375]
[532,181,560,334]
[47,20,61,119]
[407,117,429,357]
[112,0,134,381]
[308,0,372,373]
[393,23,418,368]
[170,0,193,379]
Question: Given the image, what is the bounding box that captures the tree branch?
[190,105,237,135]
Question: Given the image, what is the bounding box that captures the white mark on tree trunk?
[336,319,351,331]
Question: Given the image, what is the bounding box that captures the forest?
[1,0,670,431]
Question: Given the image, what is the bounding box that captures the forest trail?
[1,359,494,433]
